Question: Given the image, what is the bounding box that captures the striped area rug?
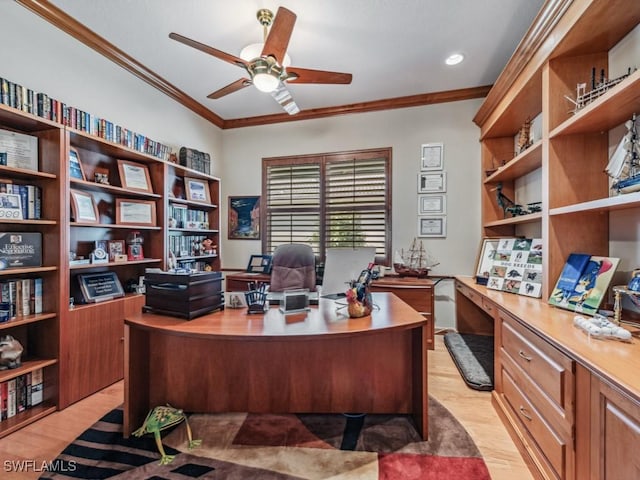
[40,396,491,479]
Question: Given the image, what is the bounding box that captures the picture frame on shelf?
[228,196,260,240]
[0,193,23,220]
[420,142,444,171]
[77,271,125,303]
[117,159,153,193]
[474,237,501,285]
[418,194,446,215]
[418,172,446,193]
[246,254,272,274]
[115,198,156,226]
[417,216,446,238]
[70,189,99,223]
[69,147,86,181]
[108,239,126,262]
[184,176,211,203]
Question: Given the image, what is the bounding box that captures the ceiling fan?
[169,6,352,115]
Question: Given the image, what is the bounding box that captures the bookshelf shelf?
[0,313,56,331]
[69,258,162,270]
[0,266,57,276]
[484,141,542,184]
[483,212,542,228]
[0,358,57,384]
[0,402,57,439]
[70,178,162,198]
[0,219,57,225]
[170,197,218,209]
[70,222,162,230]
[0,165,56,180]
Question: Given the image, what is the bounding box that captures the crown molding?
[16,0,225,128]
[223,85,492,129]
[18,0,490,130]
[473,0,573,127]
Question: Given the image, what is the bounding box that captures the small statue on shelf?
[0,335,23,370]
[201,237,216,255]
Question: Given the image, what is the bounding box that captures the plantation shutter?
[264,160,321,256]
[324,155,389,261]
[263,149,391,264]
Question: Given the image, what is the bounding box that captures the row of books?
[169,235,211,258]
[0,278,43,319]
[0,182,42,219]
[0,75,171,161]
[169,204,209,228]
[1,368,43,421]
[176,260,215,272]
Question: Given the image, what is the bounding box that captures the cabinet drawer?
[499,310,574,417]
[481,297,496,317]
[502,370,568,480]
[455,281,483,309]
[370,283,432,313]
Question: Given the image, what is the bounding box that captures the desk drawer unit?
[497,309,575,480]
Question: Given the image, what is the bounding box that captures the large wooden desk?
[124,292,428,438]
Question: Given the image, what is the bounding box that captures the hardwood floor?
[0,335,532,479]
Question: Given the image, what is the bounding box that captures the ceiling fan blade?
[169,32,248,68]
[285,67,352,84]
[271,83,300,115]
[207,78,251,99]
[261,7,296,64]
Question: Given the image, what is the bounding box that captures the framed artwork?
[485,238,544,298]
[77,271,124,303]
[246,254,272,273]
[418,172,446,193]
[417,216,446,237]
[0,193,23,220]
[418,194,446,215]
[108,240,126,262]
[115,198,156,226]
[69,147,86,181]
[184,176,211,203]
[228,196,260,240]
[421,142,444,171]
[474,237,501,285]
[548,254,620,315]
[117,159,153,193]
[70,189,99,223]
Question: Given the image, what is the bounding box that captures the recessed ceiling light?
[445,53,464,66]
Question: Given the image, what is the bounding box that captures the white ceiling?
[47,0,545,121]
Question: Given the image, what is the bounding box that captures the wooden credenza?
[225,272,435,349]
[455,276,640,480]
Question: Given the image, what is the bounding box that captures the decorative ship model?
[393,238,439,278]
[565,67,635,114]
[605,113,640,193]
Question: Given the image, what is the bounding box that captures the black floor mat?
[443,333,494,391]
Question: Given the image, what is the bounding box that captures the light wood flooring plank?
[0,336,532,479]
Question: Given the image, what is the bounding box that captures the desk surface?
[126,292,426,340]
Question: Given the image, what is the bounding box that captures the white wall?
[221,100,483,329]
[0,2,222,172]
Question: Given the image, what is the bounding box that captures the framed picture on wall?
[418,172,446,193]
[417,216,446,237]
[418,194,446,215]
[228,196,260,240]
[421,142,444,171]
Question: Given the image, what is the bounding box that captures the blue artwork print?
[228,196,260,239]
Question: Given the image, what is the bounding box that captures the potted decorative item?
[345,263,374,318]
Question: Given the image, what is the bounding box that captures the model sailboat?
[606,114,640,193]
[393,238,439,277]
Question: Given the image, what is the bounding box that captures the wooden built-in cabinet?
[471,2,640,478]
[0,101,222,424]
[0,104,64,437]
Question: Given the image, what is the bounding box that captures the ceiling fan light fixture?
[240,43,291,66]
[253,72,280,93]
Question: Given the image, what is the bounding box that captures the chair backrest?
[269,243,316,292]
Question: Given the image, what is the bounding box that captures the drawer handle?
[519,406,533,421]
[518,350,532,362]
[484,304,493,312]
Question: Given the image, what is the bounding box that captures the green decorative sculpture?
[132,404,202,465]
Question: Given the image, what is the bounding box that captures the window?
[262,148,392,264]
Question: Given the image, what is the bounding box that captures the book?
[25,372,32,408]
[0,381,6,420]
[16,375,26,413]
[549,255,620,315]
[555,253,591,293]
[6,378,16,418]
[30,368,43,406]
[32,277,43,315]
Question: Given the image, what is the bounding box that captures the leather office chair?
[269,243,317,292]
